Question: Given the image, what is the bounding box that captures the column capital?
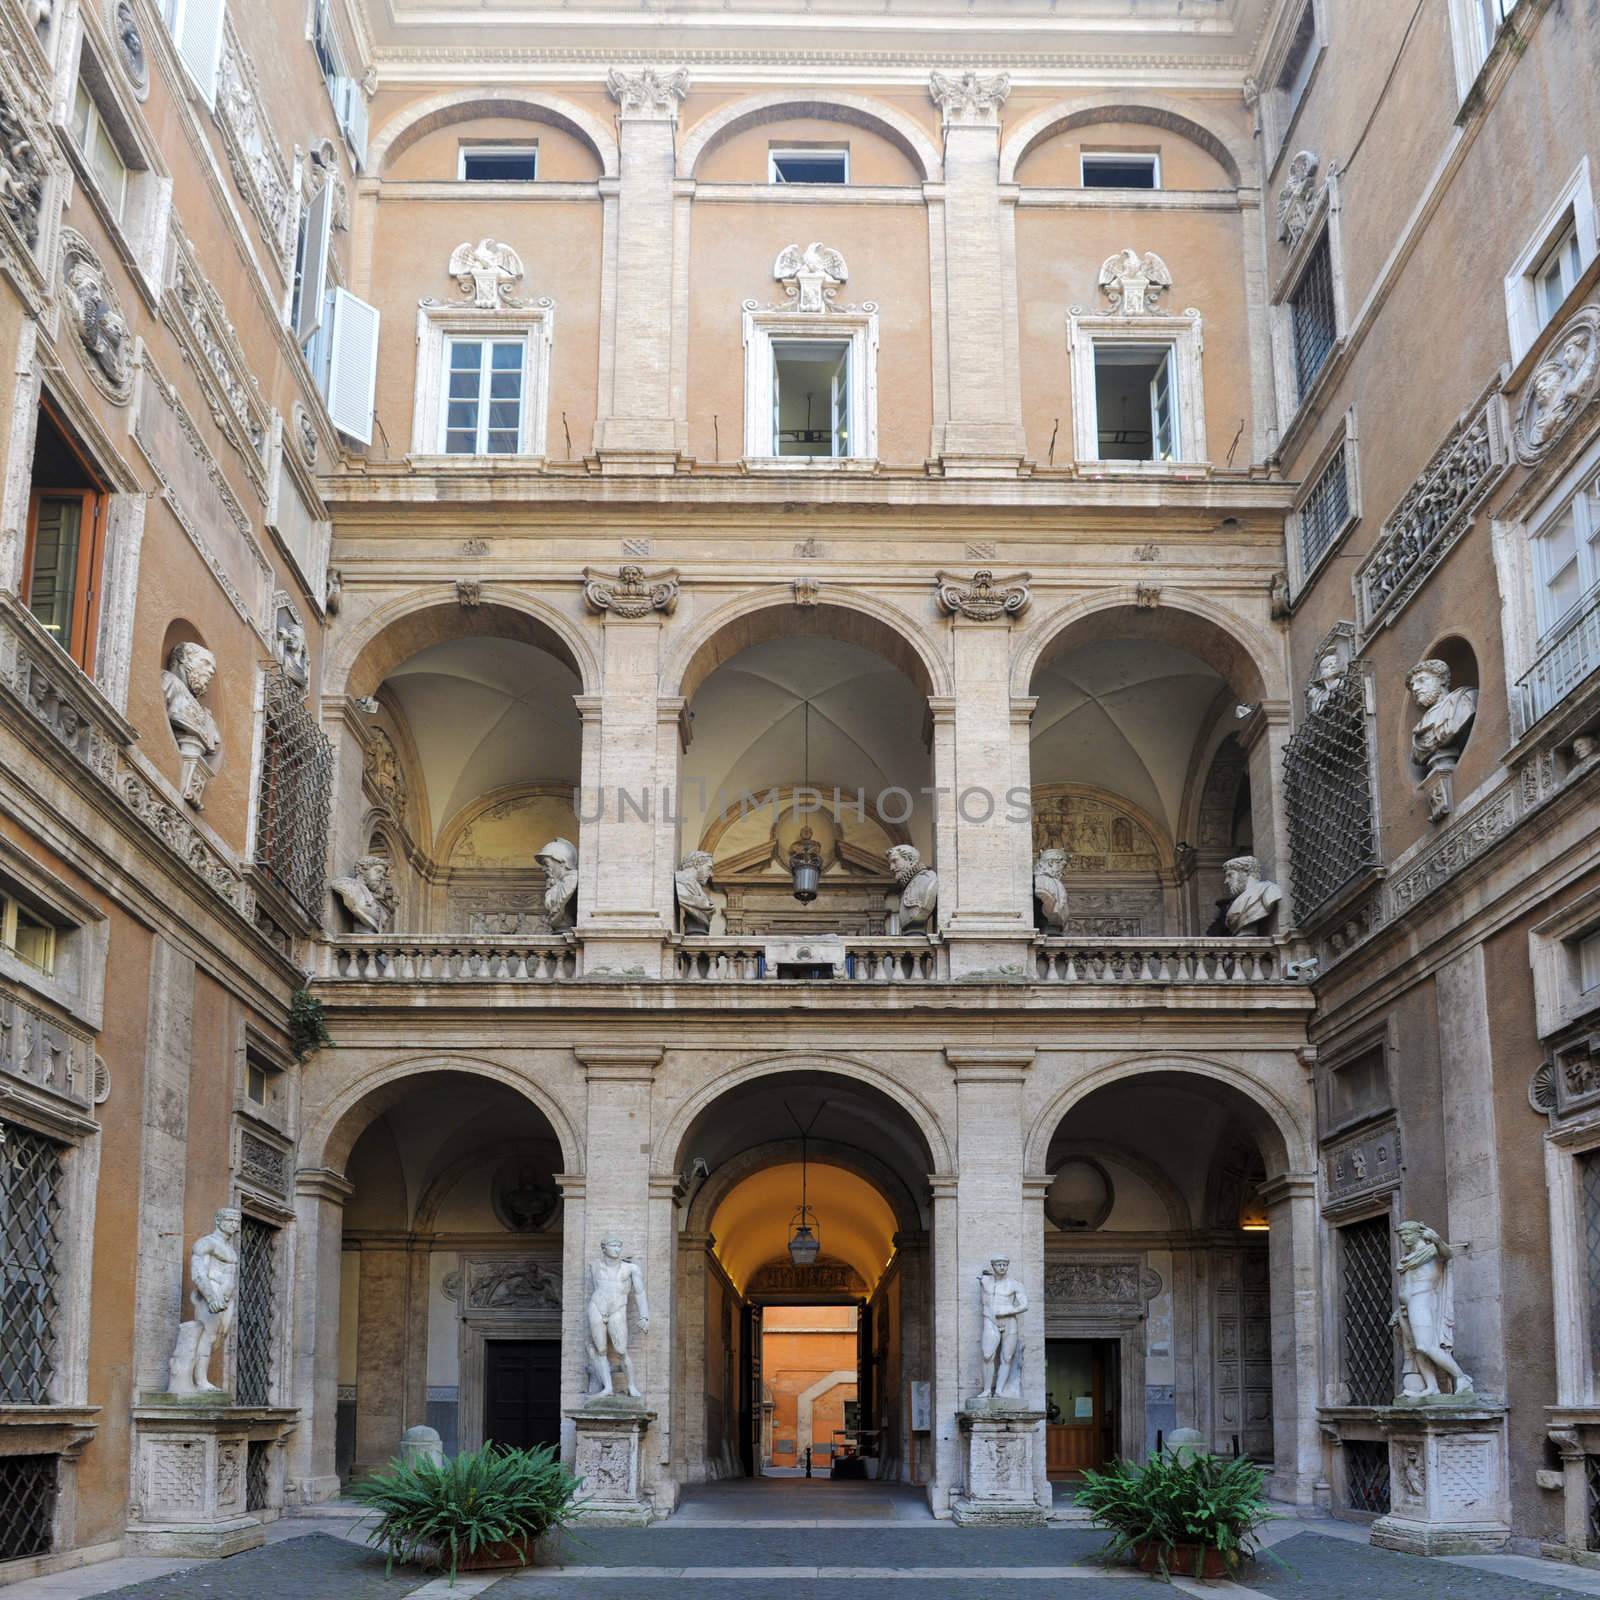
[555,1171,586,1200]
[648,1171,685,1202]
[582,565,680,619]
[929,68,1011,130]
[944,1046,1035,1080]
[928,1172,960,1200]
[295,1166,354,1203]
[576,1045,665,1081]
[606,65,690,122]
[1009,696,1038,726]
[1259,1171,1318,1206]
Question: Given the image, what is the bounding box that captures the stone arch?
[306,1055,583,1177]
[327,587,599,702]
[664,588,951,705]
[1045,1135,1193,1233]
[369,89,618,178]
[1013,588,1286,706]
[679,91,942,183]
[1024,1052,1310,1178]
[999,95,1251,189]
[656,1051,952,1179]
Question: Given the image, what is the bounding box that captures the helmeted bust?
[537,837,579,928]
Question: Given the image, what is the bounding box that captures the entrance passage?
[483,1338,560,1452]
[760,1304,861,1476]
[1045,1338,1119,1479]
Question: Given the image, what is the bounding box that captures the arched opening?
[672,1067,937,1494]
[1037,1068,1295,1490]
[329,1070,570,1480]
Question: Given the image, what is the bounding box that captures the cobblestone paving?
[1248,1532,1597,1598]
[94,1534,410,1599]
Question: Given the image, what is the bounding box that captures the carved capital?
[928,69,1010,127]
[934,569,1031,622]
[606,66,690,120]
[582,565,680,619]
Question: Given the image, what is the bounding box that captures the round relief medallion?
[1044,1157,1114,1231]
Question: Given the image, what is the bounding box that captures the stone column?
[1262,1172,1321,1505]
[556,1173,588,1462]
[595,66,689,472]
[1021,1172,1051,1510]
[673,1230,711,1484]
[928,1172,960,1512]
[928,70,1024,473]
[287,1168,351,1502]
[1237,702,1291,891]
[646,1170,684,1513]
[352,1244,411,1474]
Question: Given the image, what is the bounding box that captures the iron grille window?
[1581,1153,1600,1385]
[0,1455,57,1561]
[235,1217,276,1407]
[0,1123,63,1404]
[1343,1439,1391,1516]
[1283,670,1378,922]
[1290,232,1337,401]
[246,1440,271,1513]
[1299,443,1350,579]
[1587,1455,1600,1550]
[1340,1216,1394,1407]
[253,666,334,921]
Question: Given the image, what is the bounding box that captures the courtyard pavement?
[15,1483,1600,1599]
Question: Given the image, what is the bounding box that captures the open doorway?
[1045,1338,1120,1479]
[755,1305,864,1477]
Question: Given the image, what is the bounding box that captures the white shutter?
[342,80,370,172]
[172,0,226,110]
[295,181,334,345]
[323,287,380,445]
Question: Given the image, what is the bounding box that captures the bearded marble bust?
[1407,658,1477,772]
[889,845,938,935]
[1222,855,1281,936]
[1033,849,1070,932]
[162,643,221,757]
[674,850,717,933]
[330,854,397,934]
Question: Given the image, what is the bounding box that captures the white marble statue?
[974,1256,1028,1403]
[586,1235,650,1401]
[330,854,396,934]
[1307,651,1345,717]
[889,844,938,935]
[1392,1220,1474,1400]
[674,849,716,933]
[167,1208,241,1395]
[537,837,579,928]
[1407,659,1478,772]
[163,643,221,760]
[1222,855,1282,936]
[1033,848,1070,932]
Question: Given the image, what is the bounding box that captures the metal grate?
[246,1440,271,1513]
[1299,442,1351,578]
[0,1123,63,1404]
[1343,1440,1391,1516]
[1341,1216,1394,1407]
[0,1454,57,1561]
[1284,671,1378,922]
[253,665,334,921]
[1587,1455,1600,1550]
[235,1217,276,1407]
[1290,232,1337,400]
[1581,1154,1600,1383]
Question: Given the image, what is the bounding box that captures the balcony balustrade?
[1516,588,1600,735]
[1033,936,1293,984]
[318,936,580,982]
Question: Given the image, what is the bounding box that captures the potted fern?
[352,1442,580,1580]
[1075,1450,1274,1581]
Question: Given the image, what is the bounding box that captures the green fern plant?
[351,1443,580,1581]
[287,988,331,1060]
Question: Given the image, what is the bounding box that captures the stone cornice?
[575,1044,666,1080]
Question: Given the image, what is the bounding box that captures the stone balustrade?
[1033,936,1295,984]
[318,937,580,982]
[672,937,946,981]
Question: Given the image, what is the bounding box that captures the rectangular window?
[23,407,108,671]
[0,1455,58,1562]
[1290,232,1338,400]
[70,83,128,223]
[459,145,538,182]
[1,893,57,974]
[1339,1215,1393,1407]
[246,1061,268,1104]
[254,666,334,918]
[0,1123,63,1406]
[1080,153,1159,190]
[770,147,848,185]
[1532,465,1600,636]
[1536,224,1584,330]
[442,337,527,455]
[1092,345,1178,462]
[1480,0,1515,51]
[312,0,343,102]
[1327,1044,1387,1131]
[1299,442,1351,577]
[773,339,852,457]
[161,0,224,107]
[1580,929,1600,994]
[1274,3,1319,144]
[235,1217,276,1406]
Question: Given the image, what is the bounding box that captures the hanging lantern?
[789,824,822,903]
[787,1101,825,1266]
[787,1218,821,1267]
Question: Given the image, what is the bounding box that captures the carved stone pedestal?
[568,1401,656,1526]
[1370,1403,1510,1556]
[127,1400,298,1557]
[951,1404,1046,1527]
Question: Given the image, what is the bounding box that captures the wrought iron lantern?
[788,699,821,903]
[787,1102,825,1268]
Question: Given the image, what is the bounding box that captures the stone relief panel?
[215,13,295,274]
[60,228,133,403]
[1514,307,1600,465]
[464,1257,562,1313]
[1323,1120,1402,1209]
[1043,1258,1145,1314]
[236,1126,289,1200]
[0,988,94,1110]
[1275,151,1322,248]
[0,50,55,295]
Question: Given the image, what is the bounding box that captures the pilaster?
[1262,1171,1321,1505]
[287,1167,351,1502]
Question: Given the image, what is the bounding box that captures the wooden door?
[483,1339,561,1452]
[1047,1340,1110,1479]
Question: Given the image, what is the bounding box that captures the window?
[1339,1215,1394,1406]
[313,286,381,444]
[1505,169,1597,361]
[1270,2,1320,154]
[235,1217,277,1405]
[1531,463,1600,637]
[772,340,852,457]
[70,84,127,223]
[442,337,526,454]
[1536,225,1584,329]
[246,1061,269,1105]
[1,893,56,975]
[254,666,334,919]
[769,147,848,185]
[1479,0,1515,51]
[310,0,368,168]
[459,145,538,182]
[1296,437,1355,583]
[1092,345,1177,462]
[743,311,877,463]
[1581,929,1600,995]
[1326,1045,1388,1131]
[0,1122,63,1405]
[1080,153,1159,190]
[1289,232,1338,401]
[161,0,225,108]
[22,407,107,671]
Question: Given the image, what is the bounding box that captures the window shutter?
[295,181,335,345]
[323,287,380,445]
[342,80,370,172]
[172,0,226,109]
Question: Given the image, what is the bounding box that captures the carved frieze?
[1323,1120,1401,1208]
[1275,151,1321,248]
[0,601,120,782]
[1097,249,1172,317]
[0,59,50,257]
[934,570,1031,621]
[1356,390,1509,631]
[1043,1258,1144,1311]
[748,1260,858,1295]
[928,68,1010,126]
[215,14,295,274]
[237,1127,289,1197]
[604,66,689,118]
[60,229,132,403]
[0,989,94,1111]
[1514,307,1600,466]
[363,727,407,818]
[1389,787,1517,913]
[582,565,680,618]
[465,1257,561,1312]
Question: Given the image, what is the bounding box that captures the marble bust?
[673,849,717,933]
[1033,848,1070,932]
[537,837,579,929]
[1222,855,1281,935]
[889,845,938,935]
[1307,651,1345,717]
[1407,658,1477,772]
[163,642,221,759]
[167,1208,240,1395]
[1392,1220,1474,1400]
[330,854,397,933]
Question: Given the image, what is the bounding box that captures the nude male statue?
[168,1208,241,1395]
[586,1234,650,1400]
[1392,1219,1474,1399]
[974,1256,1029,1403]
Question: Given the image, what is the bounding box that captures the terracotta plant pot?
[1133,1540,1230,1580]
[454,1536,537,1571]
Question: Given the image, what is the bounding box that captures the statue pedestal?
[951,1403,1046,1527]
[568,1401,656,1526]
[1370,1401,1511,1556]
[127,1400,298,1557]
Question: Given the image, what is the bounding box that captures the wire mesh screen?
[1343,1440,1391,1516]
[1291,232,1337,400]
[1341,1216,1394,1407]
[0,1455,57,1561]
[0,1123,63,1404]
[1587,1455,1600,1550]
[235,1217,276,1407]
[1582,1153,1600,1384]
[253,666,333,920]
[247,1440,271,1513]
[1284,671,1378,922]
[1299,443,1350,577]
